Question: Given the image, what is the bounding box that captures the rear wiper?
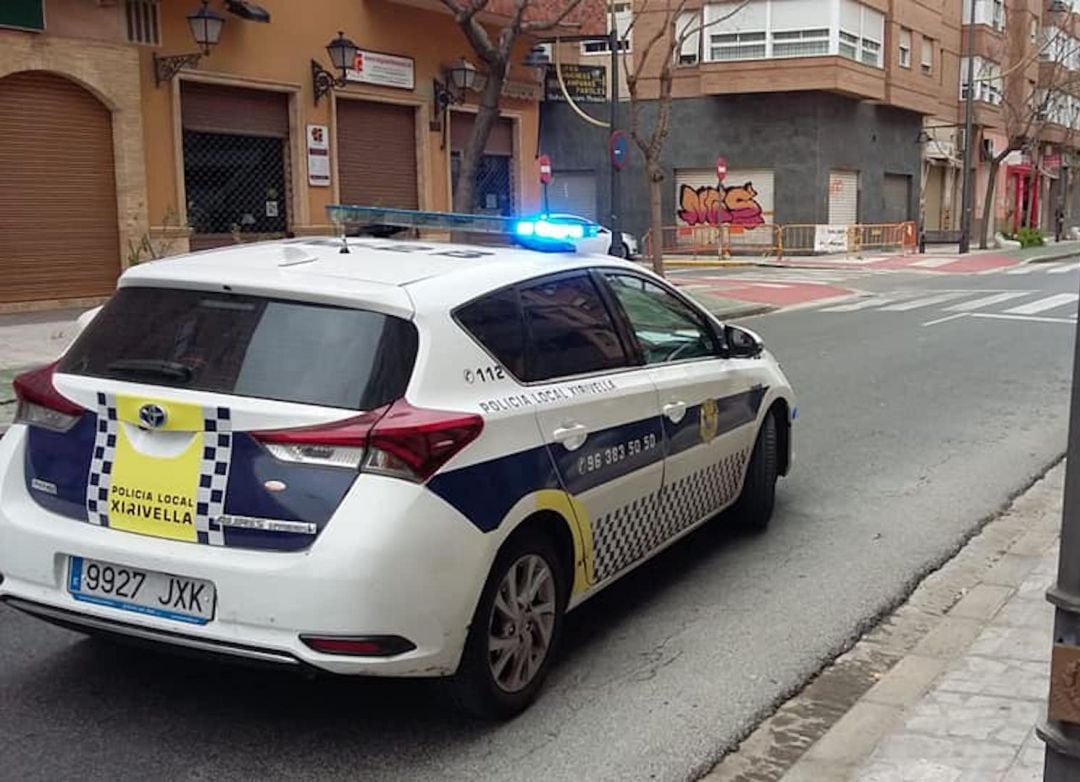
[106,359,193,383]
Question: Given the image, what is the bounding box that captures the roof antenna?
[339,227,350,254]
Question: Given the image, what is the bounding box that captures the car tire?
[447,528,567,720]
[734,412,778,532]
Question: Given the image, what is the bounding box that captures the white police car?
[0,208,795,719]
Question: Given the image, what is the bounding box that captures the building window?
[126,0,160,46]
[921,36,933,75]
[898,27,912,68]
[582,2,631,54]
[839,0,884,68]
[699,0,883,68]
[710,31,767,61]
[960,56,1003,105]
[771,28,830,58]
[677,9,702,65]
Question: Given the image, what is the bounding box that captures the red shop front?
[1004,164,1041,232]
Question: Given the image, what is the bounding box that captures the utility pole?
[1038,266,1080,777]
[608,2,621,256]
[959,0,976,255]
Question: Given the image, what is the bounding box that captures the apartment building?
[0,0,601,307]
[926,0,1080,241]
[542,0,959,239]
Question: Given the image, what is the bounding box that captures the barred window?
[126,0,160,46]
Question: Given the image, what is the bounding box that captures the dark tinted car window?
[456,287,527,379]
[60,287,418,410]
[520,274,628,382]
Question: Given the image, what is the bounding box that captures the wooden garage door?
[0,71,120,303]
[337,100,418,209]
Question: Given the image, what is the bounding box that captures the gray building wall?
[540,91,924,240]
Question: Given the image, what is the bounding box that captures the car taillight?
[251,408,387,469]
[12,362,84,432]
[251,401,483,482]
[299,635,416,657]
[364,401,484,482]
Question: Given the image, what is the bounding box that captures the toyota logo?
[138,404,168,430]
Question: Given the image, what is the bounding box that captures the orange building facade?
[0,0,595,308]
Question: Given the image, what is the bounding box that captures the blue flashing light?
[326,205,602,254]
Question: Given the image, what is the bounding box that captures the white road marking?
[1005,265,1044,275]
[923,312,969,327]
[910,256,959,268]
[819,296,897,312]
[1003,293,1080,315]
[943,291,1032,312]
[1048,262,1080,274]
[971,312,1078,325]
[879,292,972,311]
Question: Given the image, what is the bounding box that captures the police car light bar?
[326,205,599,253]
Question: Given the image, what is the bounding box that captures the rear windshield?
[59,287,417,410]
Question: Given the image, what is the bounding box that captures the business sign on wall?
[545,64,607,104]
[346,50,415,90]
[306,124,331,187]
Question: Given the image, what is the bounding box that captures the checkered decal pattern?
[85,393,118,526]
[592,448,750,582]
[197,407,232,546]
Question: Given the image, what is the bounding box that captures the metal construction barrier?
[852,222,918,254]
[645,221,918,268]
[777,224,825,258]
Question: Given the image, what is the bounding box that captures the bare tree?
[440,0,588,213]
[623,0,750,274]
[975,27,1080,248]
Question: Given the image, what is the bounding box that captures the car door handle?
[552,423,589,452]
[662,402,688,423]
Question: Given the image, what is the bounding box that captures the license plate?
[68,557,216,625]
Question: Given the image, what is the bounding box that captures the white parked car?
[0,209,794,719]
[540,213,639,258]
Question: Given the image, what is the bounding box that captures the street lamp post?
[609,6,621,256]
[1038,267,1080,778]
[959,0,976,254]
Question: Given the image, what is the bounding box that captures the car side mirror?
[725,325,764,359]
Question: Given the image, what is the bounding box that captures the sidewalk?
[707,463,1064,782]
[665,239,1080,274]
[0,309,78,432]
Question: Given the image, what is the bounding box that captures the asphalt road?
[1,261,1076,782]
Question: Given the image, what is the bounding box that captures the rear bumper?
[0,425,495,677]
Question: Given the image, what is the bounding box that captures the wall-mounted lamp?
[430,58,478,137]
[916,130,932,144]
[154,0,226,85]
[311,31,360,106]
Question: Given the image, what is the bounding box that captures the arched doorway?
[0,71,120,303]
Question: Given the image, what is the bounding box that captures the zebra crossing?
[1000,261,1080,276]
[817,288,1079,324]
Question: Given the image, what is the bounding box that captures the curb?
[703,460,1065,782]
[1027,248,1080,264]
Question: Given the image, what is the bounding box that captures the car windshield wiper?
[105,359,194,383]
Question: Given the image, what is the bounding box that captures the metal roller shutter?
[828,170,859,225]
[547,172,598,221]
[0,71,120,303]
[883,174,912,223]
[181,81,289,137]
[337,100,418,209]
